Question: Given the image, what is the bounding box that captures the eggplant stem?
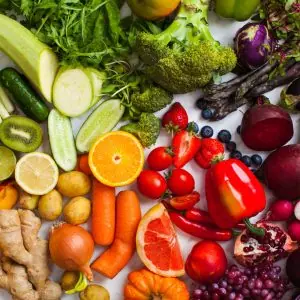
[244,218,265,237]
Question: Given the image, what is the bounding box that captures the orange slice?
[136,203,185,277]
[89,131,144,187]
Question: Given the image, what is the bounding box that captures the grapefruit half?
[136,203,185,277]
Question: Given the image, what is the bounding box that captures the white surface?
[0,12,299,300]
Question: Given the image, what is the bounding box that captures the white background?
[0,9,299,300]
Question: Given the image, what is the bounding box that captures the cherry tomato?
[169,191,200,210]
[167,169,195,196]
[185,241,227,283]
[137,170,167,199]
[147,147,173,171]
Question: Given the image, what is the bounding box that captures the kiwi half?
[0,115,43,153]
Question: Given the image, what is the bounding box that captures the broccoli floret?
[136,0,237,94]
[120,113,161,148]
[131,86,173,113]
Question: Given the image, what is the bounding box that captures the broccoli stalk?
[120,113,161,148]
[136,0,237,94]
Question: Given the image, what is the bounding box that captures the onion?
[49,223,94,281]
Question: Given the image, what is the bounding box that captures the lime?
[0,146,16,181]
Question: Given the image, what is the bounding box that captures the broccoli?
[120,113,161,147]
[131,85,173,113]
[136,0,237,94]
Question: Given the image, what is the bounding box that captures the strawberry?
[162,102,188,133]
[172,130,202,168]
[194,138,225,169]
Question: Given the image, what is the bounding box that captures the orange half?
[136,203,185,277]
[89,131,144,187]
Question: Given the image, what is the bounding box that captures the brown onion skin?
[49,223,94,281]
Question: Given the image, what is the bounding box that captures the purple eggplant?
[234,22,275,70]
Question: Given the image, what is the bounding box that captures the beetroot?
[266,199,294,221]
[286,249,300,287]
[263,145,300,199]
[241,105,293,151]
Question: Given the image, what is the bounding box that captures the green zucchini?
[76,99,125,152]
[0,68,49,122]
[48,109,77,172]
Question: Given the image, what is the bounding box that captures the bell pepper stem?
[244,218,265,237]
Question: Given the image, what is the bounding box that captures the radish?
[288,220,300,242]
[294,201,300,221]
[266,199,294,221]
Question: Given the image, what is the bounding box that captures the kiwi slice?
[0,116,43,153]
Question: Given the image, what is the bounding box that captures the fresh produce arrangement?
[0,0,299,299]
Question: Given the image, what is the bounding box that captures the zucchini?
[85,68,106,106]
[53,67,93,117]
[0,14,58,102]
[0,86,14,113]
[76,99,125,152]
[0,68,49,122]
[48,109,77,172]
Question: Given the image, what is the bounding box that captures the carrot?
[78,154,92,175]
[91,190,141,279]
[92,178,116,246]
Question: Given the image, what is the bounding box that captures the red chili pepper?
[206,159,266,236]
[184,208,215,225]
[169,212,232,241]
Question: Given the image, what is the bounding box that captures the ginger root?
[0,209,62,300]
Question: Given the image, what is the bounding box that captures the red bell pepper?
[205,159,266,235]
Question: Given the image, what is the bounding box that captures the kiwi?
[0,115,43,152]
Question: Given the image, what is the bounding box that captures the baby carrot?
[78,154,92,175]
[91,190,141,279]
[92,178,116,246]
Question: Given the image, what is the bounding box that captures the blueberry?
[241,155,252,167]
[200,126,214,138]
[230,150,242,160]
[226,141,237,152]
[237,125,241,135]
[187,122,199,134]
[201,108,214,120]
[251,154,263,166]
[196,99,207,110]
[217,130,232,143]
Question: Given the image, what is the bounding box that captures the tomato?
[147,147,173,171]
[137,170,167,199]
[167,169,195,196]
[185,241,227,284]
[169,191,200,210]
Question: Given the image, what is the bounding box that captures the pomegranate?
[234,222,297,266]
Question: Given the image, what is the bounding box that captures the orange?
[136,203,185,277]
[89,131,144,187]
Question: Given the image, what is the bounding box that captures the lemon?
[15,152,59,195]
[0,146,16,181]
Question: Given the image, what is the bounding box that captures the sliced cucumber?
[76,99,125,153]
[53,67,93,117]
[85,68,106,106]
[0,87,14,113]
[48,109,77,172]
[0,14,58,102]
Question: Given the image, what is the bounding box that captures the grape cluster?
[191,264,288,300]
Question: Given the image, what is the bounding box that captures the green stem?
[244,218,265,237]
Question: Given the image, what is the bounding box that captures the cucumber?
[53,67,93,117]
[76,99,125,153]
[48,109,77,172]
[0,14,58,102]
[85,68,106,106]
[0,86,14,113]
[0,68,49,122]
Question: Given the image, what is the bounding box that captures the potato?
[80,285,110,300]
[60,271,80,291]
[19,190,39,210]
[63,197,91,225]
[38,189,63,221]
[57,171,91,197]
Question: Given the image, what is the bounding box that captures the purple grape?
[219,288,227,295]
[203,291,210,300]
[264,280,274,288]
[193,289,202,297]
[252,289,261,295]
[220,280,227,288]
[248,279,255,289]
[212,283,219,291]
[255,279,263,289]
[261,289,269,297]
[228,292,236,300]
[241,288,250,296]
[212,292,220,300]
